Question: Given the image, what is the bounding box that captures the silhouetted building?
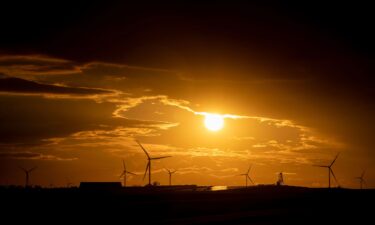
[276,172,284,186]
[79,182,122,190]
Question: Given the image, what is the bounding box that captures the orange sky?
[0,55,373,188]
[0,2,374,189]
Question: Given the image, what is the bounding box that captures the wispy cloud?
[42,125,179,155]
[0,55,80,77]
[170,165,239,175]
[81,61,178,74]
[113,94,309,130]
[0,77,116,96]
[0,151,77,161]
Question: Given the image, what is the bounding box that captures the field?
[1,185,373,224]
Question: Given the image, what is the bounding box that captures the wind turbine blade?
[330,169,339,185]
[330,153,340,167]
[247,175,254,185]
[313,165,328,168]
[247,165,252,175]
[165,168,170,173]
[123,160,126,170]
[120,171,125,177]
[151,156,171,160]
[127,171,137,175]
[143,162,150,180]
[136,140,150,159]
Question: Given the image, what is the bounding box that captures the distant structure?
[120,160,136,187]
[313,153,340,188]
[355,170,366,189]
[66,177,73,188]
[79,182,122,190]
[136,140,171,186]
[239,164,254,187]
[165,168,177,186]
[276,172,284,186]
[18,166,37,188]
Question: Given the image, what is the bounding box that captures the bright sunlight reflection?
[204,114,224,131]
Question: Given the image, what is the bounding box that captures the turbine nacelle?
[165,168,177,175]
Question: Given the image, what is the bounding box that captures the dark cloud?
[0,55,79,76]
[0,151,76,161]
[0,77,114,95]
[0,94,177,146]
[36,62,185,96]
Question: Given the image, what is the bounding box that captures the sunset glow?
[0,2,373,224]
[0,2,373,191]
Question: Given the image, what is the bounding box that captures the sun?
[204,114,224,131]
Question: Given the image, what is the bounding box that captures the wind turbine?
[136,140,171,186]
[165,168,177,186]
[120,160,136,187]
[239,164,254,187]
[18,166,37,188]
[355,170,366,189]
[313,153,340,188]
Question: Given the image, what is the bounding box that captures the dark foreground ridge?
[1,185,373,224]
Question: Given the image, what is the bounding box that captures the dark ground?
[1,185,373,224]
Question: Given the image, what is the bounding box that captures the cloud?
[41,125,179,155]
[174,165,239,175]
[0,151,77,161]
[25,59,184,97]
[0,93,180,146]
[40,123,336,166]
[107,94,343,164]
[0,55,80,77]
[113,94,309,130]
[0,77,116,96]
[81,61,178,75]
[0,54,350,186]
